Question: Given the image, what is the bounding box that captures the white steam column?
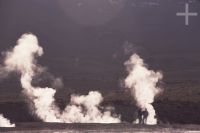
[2,33,120,123]
[124,54,163,125]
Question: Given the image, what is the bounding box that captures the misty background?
[0,0,200,103]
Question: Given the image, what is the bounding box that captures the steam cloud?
[2,33,120,123]
[0,114,15,127]
[124,54,163,125]
[0,33,162,126]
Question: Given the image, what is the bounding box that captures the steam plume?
[124,54,162,125]
[0,114,15,127]
[3,33,120,123]
[61,91,120,123]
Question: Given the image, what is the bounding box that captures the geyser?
[0,114,15,127]
[2,33,120,123]
[124,54,163,125]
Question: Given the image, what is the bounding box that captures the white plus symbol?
[176,3,198,25]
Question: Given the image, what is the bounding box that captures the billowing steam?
[0,114,15,127]
[2,33,120,123]
[61,91,120,123]
[124,54,162,125]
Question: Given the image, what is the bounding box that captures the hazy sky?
[0,0,200,96]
